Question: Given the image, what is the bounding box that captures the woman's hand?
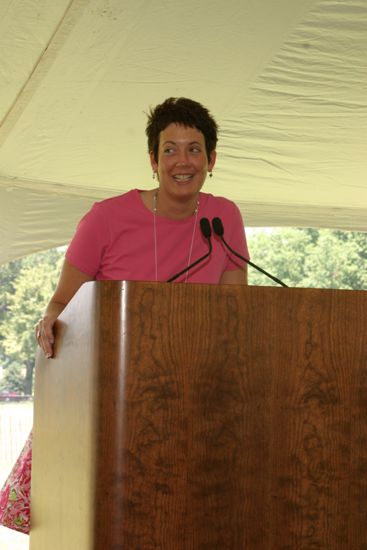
[35,316,56,358]
[34,259,94,358]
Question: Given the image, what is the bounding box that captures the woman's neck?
[142,188,200,220]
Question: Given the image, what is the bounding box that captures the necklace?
[153,191,199,282]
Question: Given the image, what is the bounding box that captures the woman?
[36,96,249,358]
[0,97,249,534]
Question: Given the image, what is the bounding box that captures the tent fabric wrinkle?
[0,0,366,265]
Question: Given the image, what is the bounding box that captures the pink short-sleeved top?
[66,189,249,284]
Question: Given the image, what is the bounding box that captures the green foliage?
[247,228,367,290]
[0,361,25,393]
[0,259,22,358]
[0,249,64,395]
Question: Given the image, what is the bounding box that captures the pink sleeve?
[223,202,250,271]
[65,203,109,277]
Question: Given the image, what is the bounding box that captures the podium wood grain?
[31,282,367,549]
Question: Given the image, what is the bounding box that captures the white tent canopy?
[0,0,366,265]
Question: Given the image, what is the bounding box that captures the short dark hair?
[146,97,218,162]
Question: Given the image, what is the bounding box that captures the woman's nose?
[176,149,189,165]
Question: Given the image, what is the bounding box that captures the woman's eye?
[164,147,175,154]
[190,147,201,153]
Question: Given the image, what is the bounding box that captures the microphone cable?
[212,217,288,287]
[167,218,212,282]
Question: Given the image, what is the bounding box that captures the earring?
[209,172,213,178]
[152,172,156,180]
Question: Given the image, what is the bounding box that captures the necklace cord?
[153,191,200,282]
[167,237,212,282]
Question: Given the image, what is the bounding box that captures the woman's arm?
[219,265,248,285]
[36,259,94,358]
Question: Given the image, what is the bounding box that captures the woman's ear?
[208,150,217,172]
[150,151,158,172]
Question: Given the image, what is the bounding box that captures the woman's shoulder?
[200,192,239,213]
[94,189,140,212]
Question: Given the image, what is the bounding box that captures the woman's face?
[150,123,216,202]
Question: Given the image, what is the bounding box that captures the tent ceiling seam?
[0,0,88,148]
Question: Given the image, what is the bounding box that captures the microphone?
[167,218,212,282]
[212,217,288,288]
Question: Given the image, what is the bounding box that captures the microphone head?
[212,217,224,236]
[200,217,212,238]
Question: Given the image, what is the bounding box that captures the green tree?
[0,361,25,393]
[303,230,367,289]
[1,249,64,395]
[0,259,22,361]
[247,228,366,290]
[247,228,313,287]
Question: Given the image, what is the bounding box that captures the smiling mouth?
[173,174,193,181]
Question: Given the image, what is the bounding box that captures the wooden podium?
[30,281,367,549]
